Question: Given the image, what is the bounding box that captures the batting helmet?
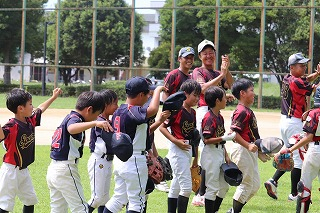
[162,91,186,111]
[221,162,243,186]
[254,137,284,154]
[100,131,133,162]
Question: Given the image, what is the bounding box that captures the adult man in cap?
[191,39,234,206]
[264,52,320,201]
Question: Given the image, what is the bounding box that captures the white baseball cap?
[287,52,310,67]
[198,39,215,54]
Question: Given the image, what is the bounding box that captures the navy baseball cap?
[287,52,310,67]
[198,39,215,53]
[125,76,155,95]
[178,47,195,58]
[162,91,186,111]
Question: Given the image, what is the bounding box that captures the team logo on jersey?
[19,133,35,149]
[216,125,225,137]
[99,164,104,169]
[182,121,194,135]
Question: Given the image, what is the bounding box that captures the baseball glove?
[272,152,294,171]
[147,154,163,184]
[190,165,201,192]
[157,156,173,181]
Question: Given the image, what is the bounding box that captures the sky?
[45,0,155,14]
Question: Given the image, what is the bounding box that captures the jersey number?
[51,128,62,149]
[113,116,121,133]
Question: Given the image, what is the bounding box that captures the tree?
[46,0,145,85]
[0,0,47,85]
[148,0,320,93]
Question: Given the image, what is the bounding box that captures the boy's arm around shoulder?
[147,86,166,118]
[68,120,112,135]
[37,88,62,113]
[149,110,171,133]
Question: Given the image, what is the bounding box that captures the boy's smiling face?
[241,86,255,106]
[185,91,200,108]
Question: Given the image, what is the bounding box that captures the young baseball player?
[143,79,170,213]
[200,86,236,213]
[191,39,234,207]
[87,89,118,213]
[280,86,320,213]
[47,91,112,213]
[158,46,195,193]
[0,87,62,213]
[159,79,201,213]
[264,53,320,201]
[227,78,260,213]
[162,46,195,101]
[104,76,164,213]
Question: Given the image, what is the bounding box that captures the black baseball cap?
[125,76,156,95]
[162,91,186,111]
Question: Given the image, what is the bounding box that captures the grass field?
[6,147,320,213]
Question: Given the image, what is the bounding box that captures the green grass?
[5,147,320,213]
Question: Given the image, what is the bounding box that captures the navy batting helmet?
[162,91,186,111]
[100,131,133,162]
[221,162,243,186]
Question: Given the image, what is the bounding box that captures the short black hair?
[231,78,254,100]
[99,89,118,106]
[127,90,149,99]
[6,88,32,114]
[76,91,105,113]
[180,79,201,96]
[205,86,225,108]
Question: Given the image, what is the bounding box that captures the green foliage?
[46,0,145,85]
[0,80,127,100]
[0,0,46,84]
[149,0,320,89]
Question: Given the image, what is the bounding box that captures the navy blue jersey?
[89,115,111,154]
[1,109,41,168]
[143,97,156,150]
[112,104,148,152]
[164,107,196,140]
[50,111,86,161]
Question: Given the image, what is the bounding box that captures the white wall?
[0,53,31,82]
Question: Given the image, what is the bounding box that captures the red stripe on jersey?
[230,104,260,142]
[164,69,190,95]
[191,67,226,107]
[165,108,196,140]
[281,74,313,118]
[202,110,225,139]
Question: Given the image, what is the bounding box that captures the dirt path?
[0,108,281,148]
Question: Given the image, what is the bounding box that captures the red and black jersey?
[281,74,313,118]
[202,110,225,139]
[164,107,196,140]
[1,109,42,168]
[191,67,226,107]
[303,108,320,141]
[230,104,260,142]
[164,69,190,95]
